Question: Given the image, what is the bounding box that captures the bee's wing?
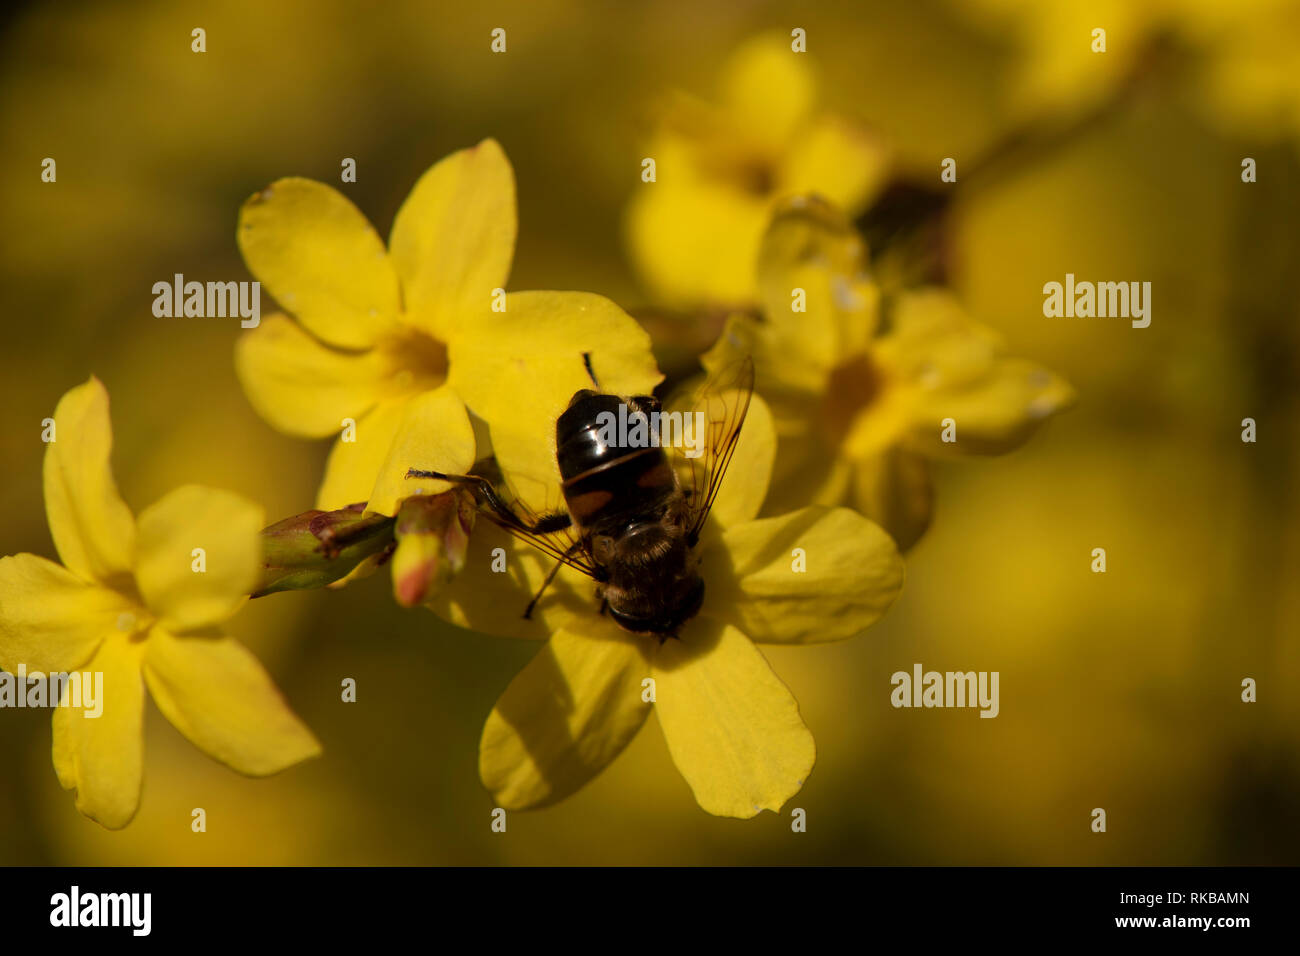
[670,356,755,546]
[459,459,600,579]
[491,493,600,579]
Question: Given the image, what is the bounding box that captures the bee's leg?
[523,544,580,620]
[405,470,570,535]
[629,394,661,415]
[582,351,601,389]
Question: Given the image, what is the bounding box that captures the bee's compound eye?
[568,388,599,407]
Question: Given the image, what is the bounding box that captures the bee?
[407,354,753,638]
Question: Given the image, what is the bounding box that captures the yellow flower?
[457,393,904,818]
[235,138,661,522]
[624,32,890,308]
[945,0,1157,119]
[948,0,1300,149]
[0,378,320,829]
[1187,0,1300,150]
[704,196,1076,550]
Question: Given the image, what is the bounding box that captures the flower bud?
[390,488,476,608]
[255,503,397,596]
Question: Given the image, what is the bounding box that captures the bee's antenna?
[582,351,601,390]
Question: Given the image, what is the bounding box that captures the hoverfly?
[407,354,753,638]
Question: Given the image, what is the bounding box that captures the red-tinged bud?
[390,488,476,608]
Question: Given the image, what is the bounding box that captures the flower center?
[113,604,152,641]
[380,326,450,396]
[731,157,776,196]
[821,352,886,447]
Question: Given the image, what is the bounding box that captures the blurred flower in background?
[705,196,1074,548]
[624,31,890,308]
[946,0,1300,149]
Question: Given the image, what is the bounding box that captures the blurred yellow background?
[2,0,1297,864]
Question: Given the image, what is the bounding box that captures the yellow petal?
[237,177,399,349]
[779,116,890,214]
[389,139,516,340]
[653,619,814,817]
[851,449,934,553]
[43,377,136,585]
[873,285,1006,387]
[698,506,903,644]
[134,486,263,632]
[427,521,592,640]
[720,33,817,149]
[0,554,128,674]
[876,289,1076,455]
[234,313,387,438]
[480,615,652,809]
[315,400,408,510]
[764,431,855,515]
[905,355,1077,455]
[837,380,916,461]
[51,635,145,830]
[624,177,770,307]
[754,195,882,377]
[368,385,476,516]
[142,627,321,775]
[448,291,662,512]
[751,388,855,515]
[700,314,823,455]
